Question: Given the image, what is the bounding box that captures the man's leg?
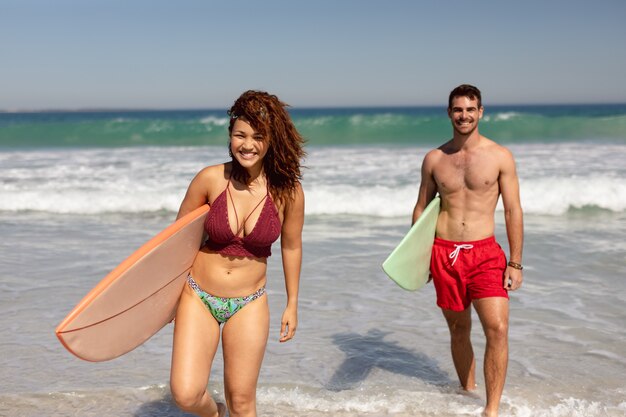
[473,297,509,417]
[442,306,476,390]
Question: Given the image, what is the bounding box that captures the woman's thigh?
[221,294,270,398]
[170,283,221,394]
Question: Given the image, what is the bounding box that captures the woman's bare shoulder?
[195,162,230,182]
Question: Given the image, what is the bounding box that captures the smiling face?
[448,95,484,136]
[229,118,269,172]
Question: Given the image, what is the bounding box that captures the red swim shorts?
[430,236,508,311]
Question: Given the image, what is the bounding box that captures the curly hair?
[227,90,306,204]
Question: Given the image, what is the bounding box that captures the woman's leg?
[221,294,270,417]
[170,283,225,417]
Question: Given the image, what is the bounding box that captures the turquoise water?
[1,104,626,147]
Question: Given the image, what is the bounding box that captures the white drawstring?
[449,244,474,266]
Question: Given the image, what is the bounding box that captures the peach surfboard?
[56,205,209,362]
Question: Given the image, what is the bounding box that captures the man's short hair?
[448,84,482,109]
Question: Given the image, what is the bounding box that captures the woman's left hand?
[279,306,298,342]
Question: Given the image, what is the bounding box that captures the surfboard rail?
[382,197,440,291]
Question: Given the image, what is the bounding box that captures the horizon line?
[2,101,626,113]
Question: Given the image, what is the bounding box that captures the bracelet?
[507,261,523,270]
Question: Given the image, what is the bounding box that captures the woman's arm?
[176,165,220,220]
[278,183,305,342]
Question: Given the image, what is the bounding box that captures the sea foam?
[1,144,624,216]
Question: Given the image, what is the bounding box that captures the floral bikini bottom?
[186,274,265,324]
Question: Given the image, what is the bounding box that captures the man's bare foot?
[456,382,479,397]
[457,387,481,400]
[481,407,497,417]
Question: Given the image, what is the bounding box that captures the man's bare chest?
[433,154,500,193]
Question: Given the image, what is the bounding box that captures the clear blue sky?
[1,0,625,110]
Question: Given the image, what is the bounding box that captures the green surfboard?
[382,196,440,291]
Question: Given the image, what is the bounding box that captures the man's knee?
[483,319,508,344]
[445,312,472,339]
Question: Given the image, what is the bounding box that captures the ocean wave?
[258,386,626,417]
[520,176,626,214]
[483,111,522,122]
[199,115,229,126]
[0,190,183,214]
[1,144,624,216]
[509,397,620,417]
[4,385,623,417]
[1,177,624,216]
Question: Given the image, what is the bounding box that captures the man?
[412,84,523,417]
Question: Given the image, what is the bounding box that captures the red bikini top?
[204,180,281,258]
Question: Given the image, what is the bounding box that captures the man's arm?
[499,147,524,291]
[412,151,439,225]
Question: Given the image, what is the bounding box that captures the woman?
[170,90,305,417]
